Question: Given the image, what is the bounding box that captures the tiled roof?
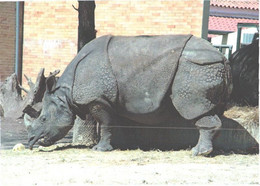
[209,16,259,32]
[211,0,259,10]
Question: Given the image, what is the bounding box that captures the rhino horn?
[24,114,34,129]
[46,69,60,93]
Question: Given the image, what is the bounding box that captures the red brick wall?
[22,1,204,87]
[95,1,203,37]
[0,2,16,82]
[22,1,78,87]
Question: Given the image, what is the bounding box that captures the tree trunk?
[0,69,46,119]
[77,1,96,52]
[72,1,98,146]
[0,74,23,118]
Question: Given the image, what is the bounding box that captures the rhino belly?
[116,97,179,125]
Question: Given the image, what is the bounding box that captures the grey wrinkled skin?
[72,115,98,146]
[25,35,232,156]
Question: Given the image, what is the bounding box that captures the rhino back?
[108,35,192,114]
[181,36,224,65]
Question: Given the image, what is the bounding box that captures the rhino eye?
[40,115,47,122]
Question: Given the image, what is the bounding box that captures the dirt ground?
[1,147,259,185]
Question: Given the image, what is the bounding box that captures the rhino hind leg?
[192,115,222,156]
[171,57,226,156]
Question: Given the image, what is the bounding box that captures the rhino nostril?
[40,115,47,122]
[29,136,35,142]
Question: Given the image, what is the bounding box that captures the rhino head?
[24,72,75,149]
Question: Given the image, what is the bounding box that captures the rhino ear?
[46,70,60,93]
[49,69,60,77]
[46,76,57,93]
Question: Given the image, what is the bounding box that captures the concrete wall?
[0,2,16,82]
[111,116,259,152]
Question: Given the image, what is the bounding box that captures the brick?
[19,0,203,88]
[0,2,16,81]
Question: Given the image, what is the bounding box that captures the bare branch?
[24,74,35,89]
[19,84,29,93]
[72,4,78,11]
[24,74,29,81]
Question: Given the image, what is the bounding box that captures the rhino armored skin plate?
[24,34,232,156]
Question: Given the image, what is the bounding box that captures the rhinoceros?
[25,35,232,156]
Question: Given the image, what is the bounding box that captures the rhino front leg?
[89,103,113,151]
[192,115,222,156]
[72,115,99,147]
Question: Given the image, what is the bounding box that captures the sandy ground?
[1,148,259,185]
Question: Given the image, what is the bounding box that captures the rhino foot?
[192,115,221,156]
[191,130,214,156]
[92,143,113,151]
[192,144,213,156]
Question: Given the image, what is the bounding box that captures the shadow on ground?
[110,116,259,154]
[1,116,258,154]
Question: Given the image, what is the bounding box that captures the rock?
[12,143,25,151]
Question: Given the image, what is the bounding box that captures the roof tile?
[209,16,259,32]
[211,0,259,10]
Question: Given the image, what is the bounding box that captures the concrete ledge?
[111,116,259,153]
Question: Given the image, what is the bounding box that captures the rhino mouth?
[28,135,44,150]
[29,135,54,149]
[38,137,53,147]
